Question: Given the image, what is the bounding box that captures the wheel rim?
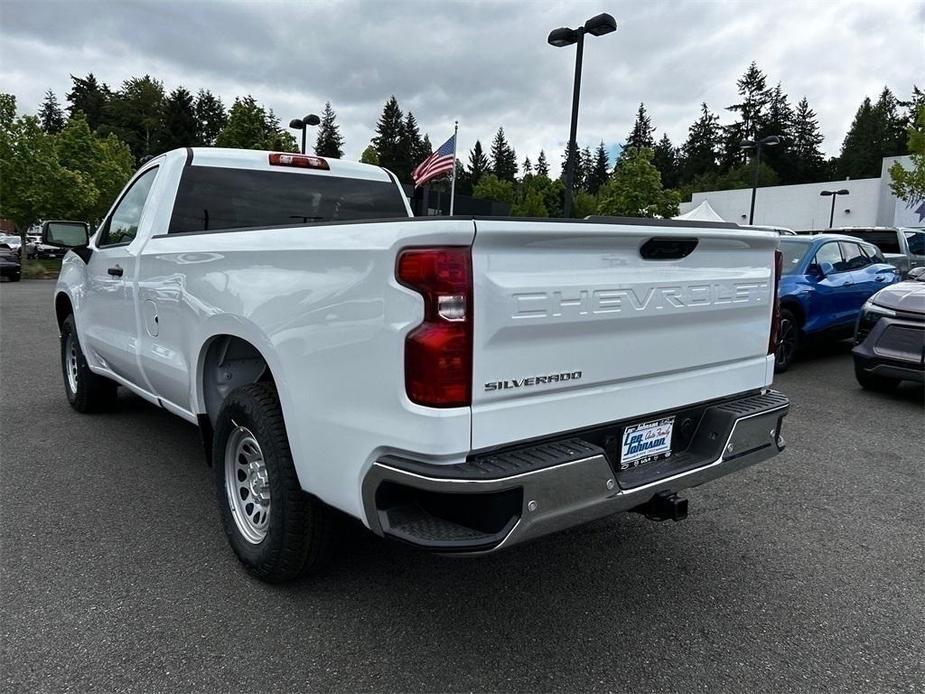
[777,318,796,367]
[65,332,79,394]
[224,426,271,544]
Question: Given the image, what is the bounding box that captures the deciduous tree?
[597,147,679,218]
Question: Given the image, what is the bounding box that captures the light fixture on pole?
[548,12,617,217]
[289,113,321,154]
[819,189,850,228]
[740,135,780,225]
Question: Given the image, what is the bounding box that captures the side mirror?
[807,263,824,279]
[42,220,89,248]
[908,266,925,280]
[816,261,834,277]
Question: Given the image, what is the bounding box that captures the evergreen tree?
[467,140,490,185]
[899,86,924,132]
[625,103,655,151]
[195,89,226,145]
[559,141,586,190]
[585,141,610,193]
[759,83,795,183]
[401,111,428,170]
[522,156,532,175]
[66,73,111,132]
[838,93,903,179]
[871,87,908,159]
[580,146,593,190]
[38,90,65,134]
[359,144,379,165]
[535,149,550,178]
[723,62,770,167]
[790,97,825,183]
[103,75,166,160]
[490,127,517,181]
[314,101,344,158]
[372,96,407,180]
[652,134,680,189]
[680,103,721,182]
[158,87,197,152]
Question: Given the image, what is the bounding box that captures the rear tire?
[213,382,337,583]
[9,272,20,282]
[60,315,118,412]
[854,364,901,392]
[774,308,800,373]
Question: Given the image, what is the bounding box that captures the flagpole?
[449,120,458,216]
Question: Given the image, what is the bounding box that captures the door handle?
[107,265,124,277]
[841,281,853,286]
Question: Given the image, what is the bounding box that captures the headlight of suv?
[855,300,896,344]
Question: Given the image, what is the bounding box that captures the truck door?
[80,166,160,386]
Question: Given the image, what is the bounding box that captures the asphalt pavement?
[1,280,923,693]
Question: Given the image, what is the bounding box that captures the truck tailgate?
[470,220,778,450]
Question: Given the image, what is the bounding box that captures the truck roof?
[177,147,395,183]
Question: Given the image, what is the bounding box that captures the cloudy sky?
[1,0,923,165]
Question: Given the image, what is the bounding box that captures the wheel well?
[780,300,805,328]
[55,293,73,330]
[200,335,275,427]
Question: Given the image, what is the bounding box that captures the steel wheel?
[224,425,271,544]
[65,331,79,394]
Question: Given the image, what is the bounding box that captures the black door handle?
[107,266,123,277]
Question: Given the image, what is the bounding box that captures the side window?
[905,231,925,255]
[839,241,869,270]
[98,167,159,247]
[814,242,844,272]
[861,243,885,263]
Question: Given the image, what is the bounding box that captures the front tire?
[213,383,337,582]
[775,308,800,373]
[60,315,117,412]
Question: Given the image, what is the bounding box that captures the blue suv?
[775,234,900,371]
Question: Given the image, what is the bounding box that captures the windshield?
[779,240,812,274]
[168,166,409,234]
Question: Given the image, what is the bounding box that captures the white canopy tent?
[673,200,725,222]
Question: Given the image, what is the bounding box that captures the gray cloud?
[1,0,922,165]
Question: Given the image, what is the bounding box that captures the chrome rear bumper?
[362,390,789,553]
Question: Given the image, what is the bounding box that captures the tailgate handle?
[640,237,698,260]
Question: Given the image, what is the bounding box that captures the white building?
[678,156,923,230]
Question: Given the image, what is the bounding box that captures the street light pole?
[740,135,780,225]
[820,189,850,228]
[563,31,585,218]
[548,13,617,218]
[289,114,320,154]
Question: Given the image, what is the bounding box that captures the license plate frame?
[619,416,675,470]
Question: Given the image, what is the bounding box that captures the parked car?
[776,234,901,371]
[0,243,21,281]
[0,233,22,252]
[822,227,925,277]
[852,265,925,390]
[46,147,789,583]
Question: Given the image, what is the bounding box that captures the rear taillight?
[769,249,782,355]
[268,152,330,170]
[397,247,473,408]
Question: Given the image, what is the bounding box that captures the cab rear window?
[168,166,408,234]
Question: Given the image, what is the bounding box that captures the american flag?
[412,133,456,187]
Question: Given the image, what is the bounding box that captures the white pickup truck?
[46,147,790,582]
